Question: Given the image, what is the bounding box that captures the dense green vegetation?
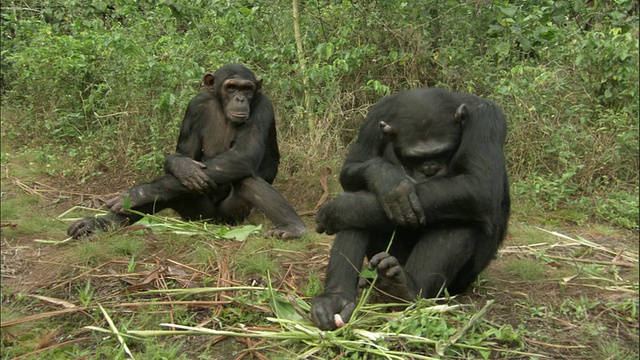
[2,1,638,224]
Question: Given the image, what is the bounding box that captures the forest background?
[1,0,638,228]
[0,0,638,359]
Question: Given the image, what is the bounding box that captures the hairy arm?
[339,109,425,227]
[164,93,216,192]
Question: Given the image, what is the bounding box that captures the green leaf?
[498,5,518,17]
[221,224,262,241]
[270,297,305,321]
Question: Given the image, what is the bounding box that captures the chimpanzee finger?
[315,207,328,234]
[104,193,129,214]
[381,202,395,224]
[185,179,204,192]
[316,222,336,235]
[103,195,119,209]
[194,160,207,169]
[337,301,357,327]
[202,176,217,190]
[193,168,216,191]
[398,196,418,227]
[387,202,405,227]
[358,276,372,288]
[315,223,326,234]
[186,176,208,193]
[67,220,86,238]
[310,306,335,331]
[407,191,425,226]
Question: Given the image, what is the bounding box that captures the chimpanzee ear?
[379,121,395,135]
[203,73,215,88]
[255,77,263,91]
[454,104,467,124]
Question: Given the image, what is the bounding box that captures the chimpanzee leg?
[311,229,370,330]
[68,175,214,239]
[403,227,477,298]
[67,191,185,239]
[105,174,191,212]
[231,176,306,238]
[446,230,498,295]
[368,227,478,300]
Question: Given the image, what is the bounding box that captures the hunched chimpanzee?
[311,88,510,330]
[68,64,307,240]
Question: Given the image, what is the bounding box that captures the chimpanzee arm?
[316,192,392,235]
[339,113,403,192]
[311,228,370,330]
[415,99,509,227]
[200,95,274,185]
[339,113,425,227]
[164,93,217,192]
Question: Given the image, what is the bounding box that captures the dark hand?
[311,292,357,331]
[168,157,216,193]
[379,179,425,227]
[315,200,343,235]
[316,193,356,235]
[104,192,129,214]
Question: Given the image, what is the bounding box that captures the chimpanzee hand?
[315,198,347,235]
[311,292,357,331]
[168,157,217,193]
[378,178,425,228]
[104,192,129,214]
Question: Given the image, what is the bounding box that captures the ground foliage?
[1,0,639,359]
[0,176,638,359]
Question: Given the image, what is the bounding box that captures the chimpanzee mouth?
[230,112,248,118]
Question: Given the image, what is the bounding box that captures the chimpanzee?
[67,64,307,240]
[379,121,450,182]
[311,88,510,330]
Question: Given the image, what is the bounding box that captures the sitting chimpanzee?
[311,88,510,330]
[68,64,306,240]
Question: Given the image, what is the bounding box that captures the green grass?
[502,258,548,281]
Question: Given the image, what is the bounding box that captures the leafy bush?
[1,0,637,227]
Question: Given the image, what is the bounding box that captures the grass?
[1,148,638,359]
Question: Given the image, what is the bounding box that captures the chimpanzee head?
[379,90,467,173]
[203,64,263,124]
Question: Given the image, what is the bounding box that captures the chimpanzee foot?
[67,217,100,239]
[265,224,307,239]
[67,216,126,239]
[368,252,416,301]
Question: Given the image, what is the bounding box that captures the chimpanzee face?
[379,102,467,181]
[203,70,263,125]
[219,77,258,124]
[393,132,456,182]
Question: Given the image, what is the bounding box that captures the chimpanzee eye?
[227,85,237,92]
